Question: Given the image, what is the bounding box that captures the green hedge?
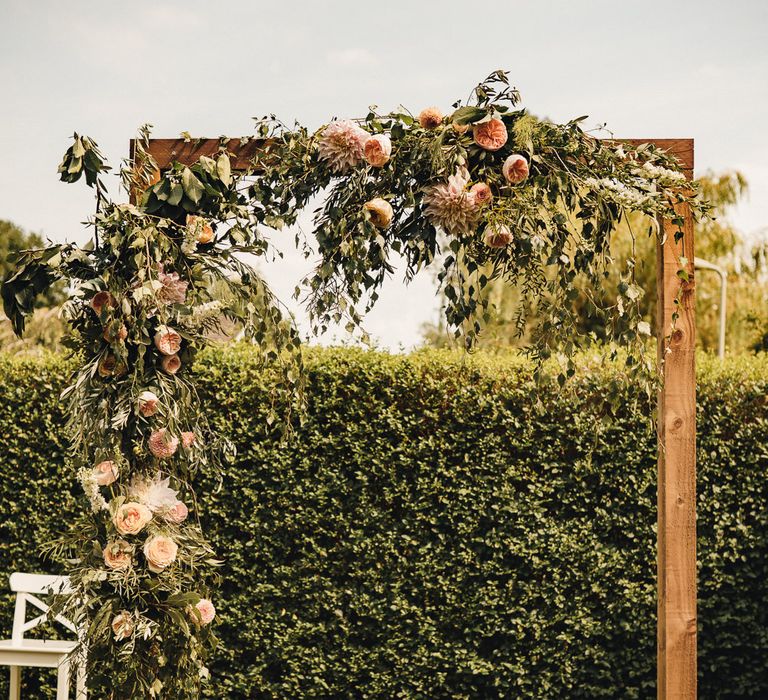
[0,348,766,698]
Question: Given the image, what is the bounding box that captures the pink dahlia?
[157,267,188,306]
[181,431,196,450]
[418,107,444,130]
[148,429,179,459]
[422,167,480,236]
[317,120,370,173]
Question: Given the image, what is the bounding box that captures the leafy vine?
[1,71,706,698]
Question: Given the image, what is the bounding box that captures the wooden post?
[134,136,698,698]
[654,140,697,699]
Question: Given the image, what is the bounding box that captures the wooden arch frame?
[131,137,697,699]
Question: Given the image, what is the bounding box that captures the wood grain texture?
[654,139,696,700]
[130,135,698,698]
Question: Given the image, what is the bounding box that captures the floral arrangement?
[1,71,706,697]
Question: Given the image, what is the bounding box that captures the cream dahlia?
[317,120,370,173]
[422,167,480,236]
[129,472,179,512]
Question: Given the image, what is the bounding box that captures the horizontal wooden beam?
[136,137,695,176]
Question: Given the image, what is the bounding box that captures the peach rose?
[111,611,134,640]
[484,225,514,249]
[502,154,529,184]
[364,134,392,167]
[160,354,181,375]
[91,291,116,316]
[418,107,443,130]
[154,326,181,356]
[164,500,189,525]
[138,390,159,417]
[473,118,508,151]
[149,428,179,459]
[143,535,178,573]
[181,432,196,450]
[470,183,493,206]
[186,215,214,245]
[113,502,152,536]
[98,354,126,378]
[189,598,216,626]
[93,460,119,487]
[103,539,133,570]
[102,321,128,344]
[363,198,393,229]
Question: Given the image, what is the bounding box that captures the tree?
[423,171,765,355]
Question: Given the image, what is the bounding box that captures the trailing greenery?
[0,347,765,699]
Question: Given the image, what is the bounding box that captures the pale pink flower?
[364,134,392,167]
[111,611,134,641]
[422,167,480,236]
[473,118,508,151]
[470,182,493,206]
[148,429,179,459]
[363,198,394,229]
[164,500,189,525]
[138,390,159,417]
[129,473,179,513]
[418,107,443,130]
[484,224,514,249]
[113,502,152,536]
[143,535,178,573]
[317,120,370,173]
[181,432,196,450]
[502,154,529,184]
[157,268,188,306]
[93,460,119,487]
[154,326,181,356]
[161,354,181,375]
[189,598,216,626]
[103,540,133,570]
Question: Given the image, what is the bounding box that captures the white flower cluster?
[78,466,109,513]
[188,300,223,327]
[633,161,687,186]
[584,177,653,209]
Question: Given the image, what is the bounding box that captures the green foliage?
[0,348,766,699]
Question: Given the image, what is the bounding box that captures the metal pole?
[694,257,727,359]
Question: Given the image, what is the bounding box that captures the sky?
[1,0,766,349]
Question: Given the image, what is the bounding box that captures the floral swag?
[1,71,706,698]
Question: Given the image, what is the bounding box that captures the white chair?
[0,574,86,699]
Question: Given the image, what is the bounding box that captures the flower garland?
[1,71,707,697]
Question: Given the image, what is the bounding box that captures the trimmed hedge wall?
[0,348,766,698]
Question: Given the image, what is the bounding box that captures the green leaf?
[181,167,204,204]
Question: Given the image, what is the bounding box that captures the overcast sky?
[1,0,766,349]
